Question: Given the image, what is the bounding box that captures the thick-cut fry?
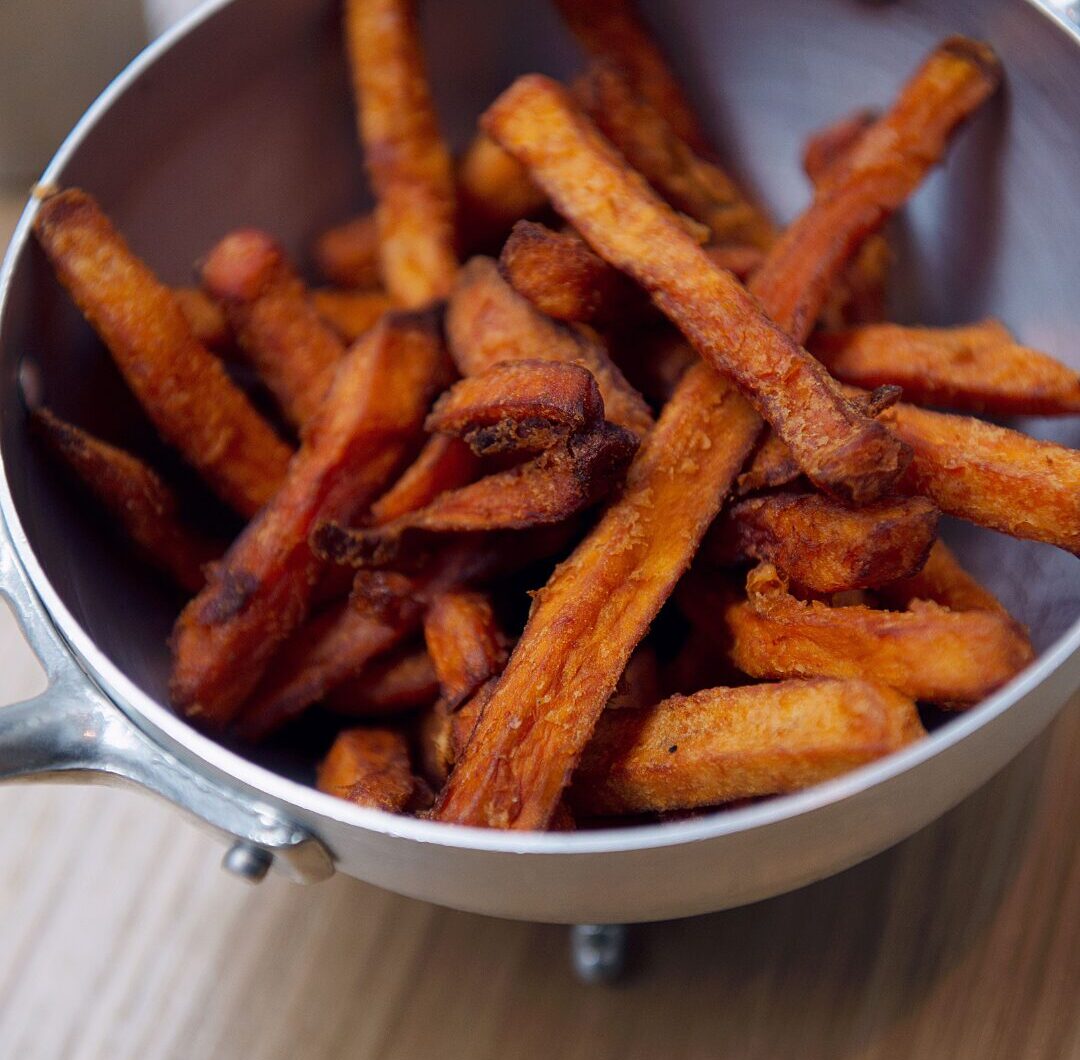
[313,213,382,289]
[574,61,775,249]
[423,589,507,709]
[174,287,231,352]
[32,408,219,593]
[483,75,909,503]
[457,133,547,246]
[802,109,878,184]
[724,564,1033,705]
[878,539,1007,615]
[710,493,940,593]
[446,257,654,439]
[202,229,345,430]
[434,368,761,828]
[753,38,1001,342]
[311,288,394,343]
[552,0,712,153]
[324,645,439,716]
[33,188,292,517]
[317,728,430,812]
[813,321,1080,416]
[569,678,924,815]
[345,0,458,306]
[170,310,449,727]
[369,434,480,524]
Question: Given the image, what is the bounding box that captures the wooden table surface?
[0,195,1077,1060]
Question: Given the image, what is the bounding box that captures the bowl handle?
[0,527,334,884]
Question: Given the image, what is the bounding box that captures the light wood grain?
[0,192,1077,1060]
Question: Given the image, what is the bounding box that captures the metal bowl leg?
[570,924,630,984]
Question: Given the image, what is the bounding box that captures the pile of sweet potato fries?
[31,0,1080,830]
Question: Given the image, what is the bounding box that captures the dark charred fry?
[370,434,481,524]
[202,229,345,430]
[170,310,449,728]
[314,213,382,289]
[311,288,394,343]
[346,0,458,306]
[32,408,219,593]
[724,563,1034,705]
[570,678,924,815]
[174,287,231,352]
[423,589,508,709]
[710,493,940,593]
[317,727,431,812]
[813,321,1080,416]
[324,644,439,716]
[33,188,292,517]
[878,539,1008,616]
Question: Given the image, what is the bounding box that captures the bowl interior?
[1,0,1078,788]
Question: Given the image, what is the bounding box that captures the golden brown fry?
[324,644,439,716]
[570,678,924,815]
[574,61,775,249]
[346,0,457,306]
[423,589,507,709]
[317,727,430,812]
[878,539,1007,615]
[202,229,345,430]
[33,188,292,518]
[813,321,1080,416]
[802,109,878,184]
[32,408,219,594]
[170,310,449,728]
[311,288,394,343]
[753,38,1001,342]
[369,434,480,524]
[174,287,231,352]
[710,492,940,594]
[447,257,653,439]
[313,213,382,289]
[457,133,547,246]
[483,75,908,504]
[724,564,1033,705]
[552,0,712,153]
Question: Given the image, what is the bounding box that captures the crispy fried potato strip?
[311,288,394,343]
[423,589,508,709]
[483,75,908,503]
[314,213,382,289]
[346,0,458,305]
[877,539,1007,615]
[814,321,1080,416]
[317,727,430,812]
[369,434,480,524]
[802,109,878,184]
[33,189,292,517]
[202,229,345,430]
[32,408,219,593]
[457,133,547,246]
[446,257,654,439]
[170,310,449,727]
[570,678,924,815]
[174,287,231,352]
[711,492,940,593]
[725,564,1033,705]
[324,644,439,716]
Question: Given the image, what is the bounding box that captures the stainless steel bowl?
[0,0,1078,924]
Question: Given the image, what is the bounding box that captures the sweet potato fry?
[317,727,430,812]
[202,229,345,430]
[170,310,449,728]
[446,257,654,439]
[574,61,775,249]
[33,188,292,517]
[345,0,457,306]
[878,539,1008,616]
[813,321,1080,415]
[369,434,480,524]
[802,109,878,184]
[423,589,508,709]
[174,287,231,352]
[313,213,381,289]
[32,408,219,593]
[311,288,394,343]
[325,644,439,716]
[569,678,924,815]
[552,0,711,154]
[752,38,1001,342]
[724,564,1033,704]
[457,133,547,246]
[710,493,940,593]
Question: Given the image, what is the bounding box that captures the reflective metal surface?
[0,0,1077,922]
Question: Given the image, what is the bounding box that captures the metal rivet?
[570,924,629,984]
[221,841,273,883]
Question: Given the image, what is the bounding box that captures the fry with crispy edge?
[170,309,449,728]
[324,644,439,716]
[574,61,775,249]
[369,434,480,524]
[423,589,508,709]
[813,321,1080,416]
[878,539,1008,615]
[346,0,458,306]
[314,213,382,289]
[446,257,654,439]
[482,75,910,503]
[32,408,219,593]
[710,493,940,594]
[174,287,231,352]
[202,229,345,430]
[33,188,292,517]
[724,564,1033,705]
[311,288,394,343]
[317,728,431,812]
[569,678,925,815]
